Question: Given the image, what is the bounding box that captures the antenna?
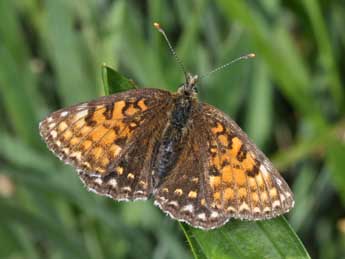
[153,22,188,82]
[199,53,256,80]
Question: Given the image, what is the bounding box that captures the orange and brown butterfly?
[39,23,294,230]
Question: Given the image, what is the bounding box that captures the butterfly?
[39,23,294,230]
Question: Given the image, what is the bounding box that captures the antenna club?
[247,53,256,58]
[153,22,161,30]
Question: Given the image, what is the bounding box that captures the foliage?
[0,0,344,258]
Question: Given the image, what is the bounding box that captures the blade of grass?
[0,1,43,149]
[301,0,344,111]
[244,61,272,148]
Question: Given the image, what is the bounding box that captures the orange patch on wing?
[80,126,92,136]
[224,188,234,200]
[70,137,80,146]
[230,137,242,157]
[81,140,93,150]
[74,120,85,129]
[242,153,256,171]
[91,107,107,123]
[90,126,109,142]
[221,165,233,183]
[218,134,228,146]
[232,168,246,186]
[91,147,103,159]
[248,177,257,190]
[125,105,140,116]
[112,101,126,119]
[58,122,68,131]
[213,191,221,200]
[63,130,73,140]
[137,99,148,111]
[238,187,247,198]
[100,128,116,145]
[251,192,260,202]
[256,173,265,189]
[269,188,278,198]
[211,122,224,134]
[260,191,268,202]
[119,126,131,138]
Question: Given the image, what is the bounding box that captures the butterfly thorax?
[152,74,199,187]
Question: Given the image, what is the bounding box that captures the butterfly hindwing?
[154,108,228,229]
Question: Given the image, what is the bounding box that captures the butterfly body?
[39,74,294,229]
[153,76,198,187]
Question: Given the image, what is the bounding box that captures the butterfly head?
[178,73,199,96]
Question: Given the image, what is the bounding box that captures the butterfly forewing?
[39,88,173,200]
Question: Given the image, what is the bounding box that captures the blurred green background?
[0,0,344,258]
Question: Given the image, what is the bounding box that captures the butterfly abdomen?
[152,95,195,187]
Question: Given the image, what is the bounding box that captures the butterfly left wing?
[39,88,173,200]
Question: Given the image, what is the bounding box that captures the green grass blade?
[244,61,272,148]
[301,0,344,111]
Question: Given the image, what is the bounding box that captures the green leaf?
[184,218,310,259]
[101,64,136,95]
